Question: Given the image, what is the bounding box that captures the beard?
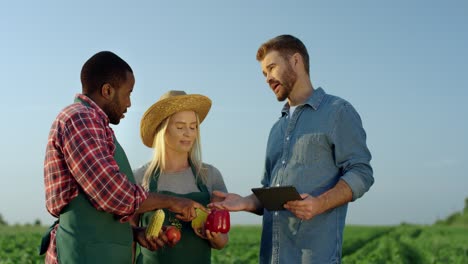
[103,97,123,125]
[274,64,297,102]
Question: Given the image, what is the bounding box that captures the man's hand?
[285,180,353,220]
[137,193,206,220]
[208,191,245,211]
[133,226,168,251]
[209,191,263,214]
[284,194,324,220]
[168,196,206,222]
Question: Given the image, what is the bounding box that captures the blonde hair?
[142,113,207,191]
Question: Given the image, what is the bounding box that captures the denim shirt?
[259,88,374,264]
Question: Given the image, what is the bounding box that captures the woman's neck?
[165,151,190,173]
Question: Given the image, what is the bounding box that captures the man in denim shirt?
[211,35,374,263]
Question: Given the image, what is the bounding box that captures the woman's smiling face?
[165,110,198,154]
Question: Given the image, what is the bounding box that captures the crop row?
[342,225,468,263]
[1,225,467,263]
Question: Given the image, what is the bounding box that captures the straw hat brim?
[140,94,212,148]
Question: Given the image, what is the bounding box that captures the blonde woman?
[133,90,228,263]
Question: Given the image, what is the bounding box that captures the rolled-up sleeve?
[332,102,374,200]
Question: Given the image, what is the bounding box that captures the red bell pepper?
[204,209,230,233]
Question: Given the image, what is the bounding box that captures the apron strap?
[38,219,59,255]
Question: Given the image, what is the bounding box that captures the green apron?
[40,98,136,263]
[136,164,211,264]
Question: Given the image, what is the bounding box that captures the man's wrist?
[246,195,263,214]
[318,194,329,214]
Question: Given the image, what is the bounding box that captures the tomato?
[165,225,181,244]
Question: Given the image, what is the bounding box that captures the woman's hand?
[133,226,168,251]
[193,226,228,249]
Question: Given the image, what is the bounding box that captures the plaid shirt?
[44,94,147,263]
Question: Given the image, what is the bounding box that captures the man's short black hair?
[80,51,133,95]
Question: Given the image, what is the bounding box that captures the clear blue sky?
[1,1,467,226]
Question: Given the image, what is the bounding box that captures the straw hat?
[140,90,212,148]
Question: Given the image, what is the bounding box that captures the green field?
[1,224,467,263]
[0,225,45,264]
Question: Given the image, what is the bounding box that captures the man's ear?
[290,53,299,66]
[290,53,303,72]
[101,83,115,100]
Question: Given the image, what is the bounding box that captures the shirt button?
[275,212,278,216]
[282,160,285,164]
[286,136,289,141]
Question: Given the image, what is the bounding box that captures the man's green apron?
[136,164,211,264]
[40,98,136,263]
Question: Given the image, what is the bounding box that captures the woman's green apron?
[40,98,136,263]
[136,165,211,264]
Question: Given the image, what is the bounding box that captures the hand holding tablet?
[251,185,302,211]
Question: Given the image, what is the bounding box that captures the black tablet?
[251,185,302,211]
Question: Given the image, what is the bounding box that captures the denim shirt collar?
[280,87,326,116]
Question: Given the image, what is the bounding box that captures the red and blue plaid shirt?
[44,94,147,263]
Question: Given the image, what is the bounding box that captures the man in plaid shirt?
[41,51,203,263]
